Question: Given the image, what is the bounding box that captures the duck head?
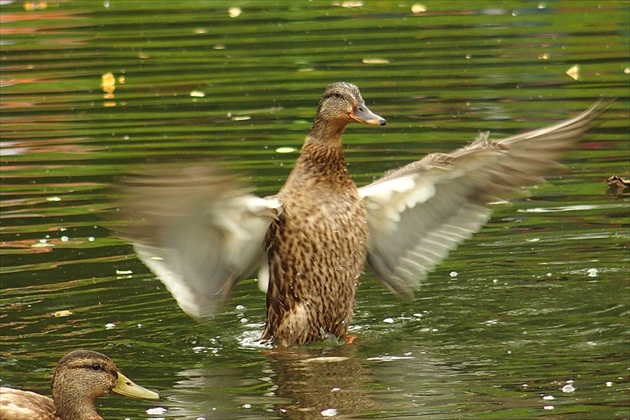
[310,82,386,140]
[51,350,159,419]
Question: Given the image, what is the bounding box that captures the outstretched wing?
[110,166,282,319]
[359,100,612,300]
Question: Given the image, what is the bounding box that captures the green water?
[1,1,628,418]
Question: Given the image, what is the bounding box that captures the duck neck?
[290,131,350,185]
[53,380,102,420]
[308,113,347,145]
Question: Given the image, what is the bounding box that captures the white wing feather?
[111,166,282,319]
[360,100,611,299]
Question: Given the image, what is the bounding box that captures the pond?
[1,1,628,419]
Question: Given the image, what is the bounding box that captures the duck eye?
[333,91,342,98]
[91,363,101,371]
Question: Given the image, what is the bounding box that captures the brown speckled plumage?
[259,83,383,345]
[262,143,369,345]
[111,83,610,347]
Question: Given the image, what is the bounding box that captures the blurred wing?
[359,99,612,299]
[110,166,283,319]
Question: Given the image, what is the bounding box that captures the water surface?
[1,1,628,419]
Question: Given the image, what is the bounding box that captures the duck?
[0,349,159,420]
[605,175,630,197]
[111,82,611,346]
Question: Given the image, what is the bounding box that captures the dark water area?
[1,1,629,418]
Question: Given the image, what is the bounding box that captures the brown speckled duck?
[0,350,159,420]
[113,82,610,346]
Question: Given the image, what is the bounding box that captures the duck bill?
[113,371,160,400]
[350,102,387,126]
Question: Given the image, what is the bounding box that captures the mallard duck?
[605,175,630,197]
[0,349,159,420]
[112,82,610,346]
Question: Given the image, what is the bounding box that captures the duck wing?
[359,100,612,300]
[110,166,282,319]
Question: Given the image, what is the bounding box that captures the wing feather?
[360,100,612,298]
[109,166,282,319]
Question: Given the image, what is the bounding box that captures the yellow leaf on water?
[566,65,579,81]
[101,72,116,100]
[101,72,115,88]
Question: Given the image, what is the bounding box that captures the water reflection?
[162,342,469,419]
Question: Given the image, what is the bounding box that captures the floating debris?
[411,4,427,13]
[228,7,241,17]
[24,1,47,11]
[190,90,205,98]
[321,408,338,417]
[334,1,364,7]
[53,310,73,317]
[32,239,53,248]
[146,407,167,415]
[101,72,116,99]
[566,65,579,81]
[362,58,390,64]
